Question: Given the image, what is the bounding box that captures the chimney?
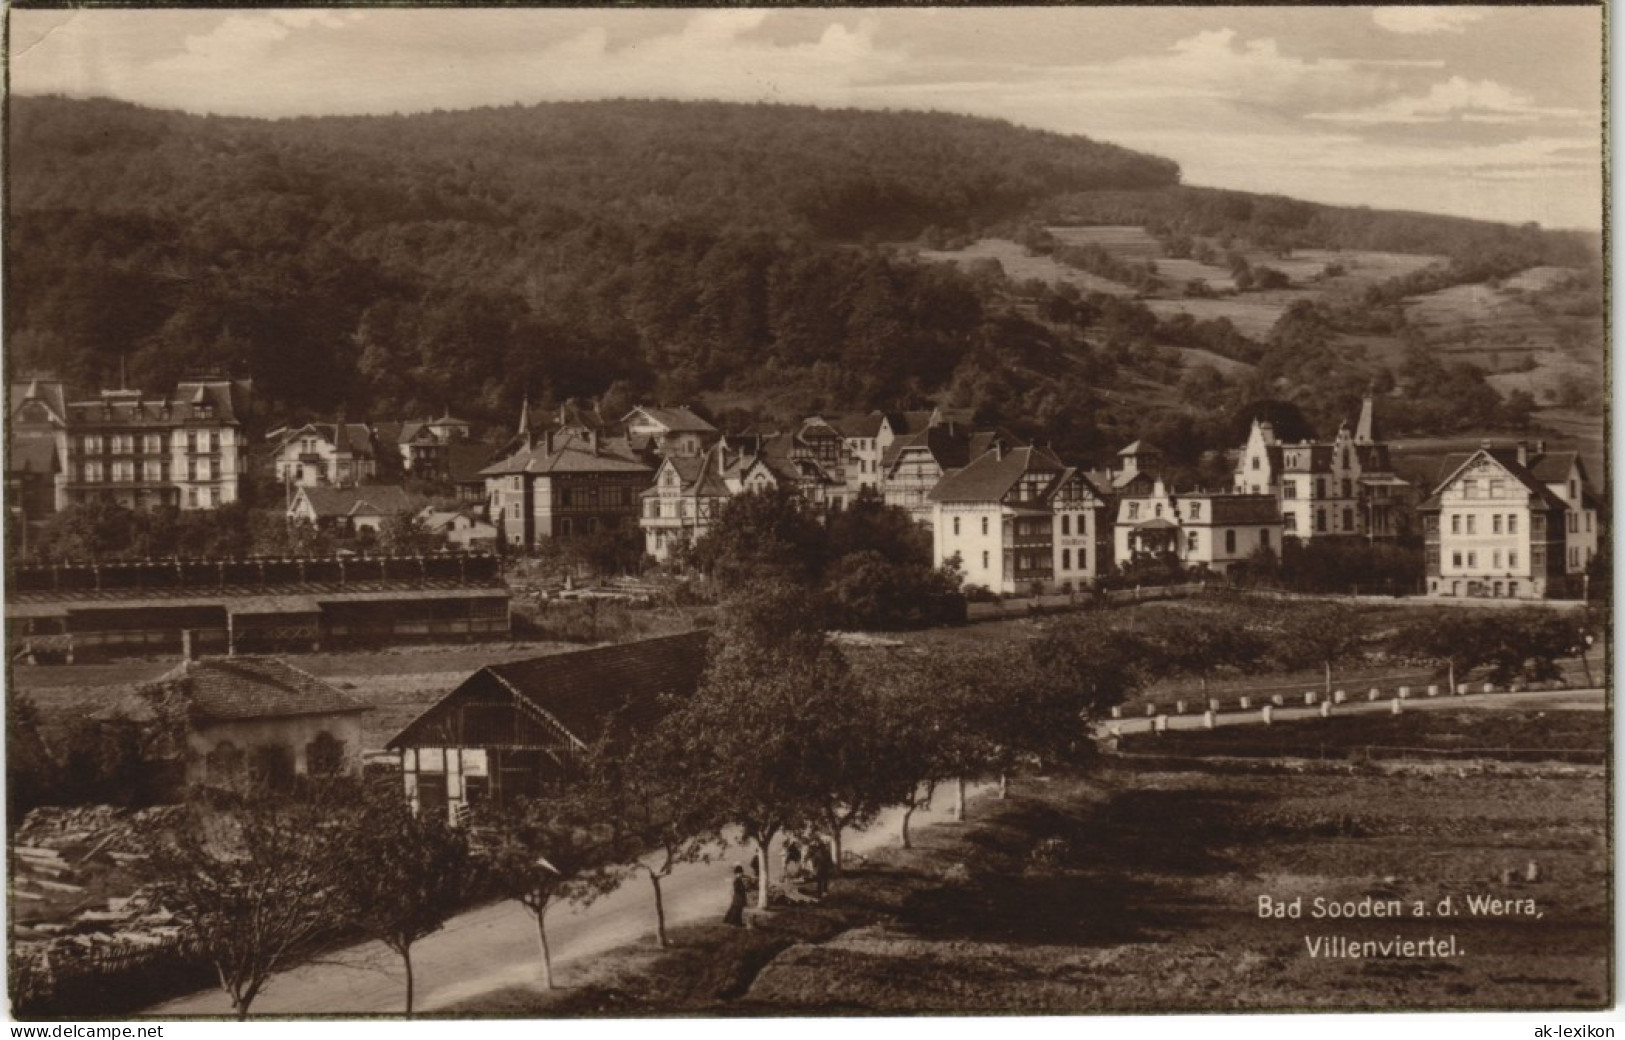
[1535,439,1546,456]
[1479,439,1493,451]
[1516,441,1529,467]
[181,629,196,663]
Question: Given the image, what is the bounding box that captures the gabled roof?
[624,406,717,435]
[387,630,710,751]
[830,413,886,439]
[646,448,732,498]
[275,422,377,458]
[295,484,418,519]
[881,411,939,436]
[126,657,367,724]
[1527,450,1581,485]
[480,436,653,477]
[929,445,1066,504]
[10,380,68,424]
[1117,440,1163,457]
[1418,449,1571,512]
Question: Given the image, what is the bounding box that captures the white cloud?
[1372,8,1486,35]
[1307,76,1588,125]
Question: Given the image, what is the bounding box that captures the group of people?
[724,837,835,926]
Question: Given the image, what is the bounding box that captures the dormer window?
[1190,503,1201,520]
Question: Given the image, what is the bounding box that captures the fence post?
[1391,697,1403,714]
[1261,705,1273,725]
[1319,700,1332,718]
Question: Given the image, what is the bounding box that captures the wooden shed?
[386,630,709,822]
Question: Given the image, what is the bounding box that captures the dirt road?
[143,789,985,1016]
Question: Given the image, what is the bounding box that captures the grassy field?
[1143,297,1287,339]
[444,733,1608,1015]
[1117,708,1606,762]
[915,238,1135,296]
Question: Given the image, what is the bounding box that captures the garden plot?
[1045,224,1163,259]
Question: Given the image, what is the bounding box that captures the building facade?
[930,444,1110,594]
[1115,477,1283,574]
[483,430,653,550]
[1420,442,1600,599]
[641,447,732,562]
[269,422,380,488]
[54,380,251,511]
[1233,397,1413,542]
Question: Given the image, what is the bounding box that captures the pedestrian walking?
[724,866,749,927]
[809,839,833,898]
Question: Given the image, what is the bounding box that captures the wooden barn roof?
[386,629,710,752]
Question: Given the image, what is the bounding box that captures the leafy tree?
[1264,601,1368,693]
[376,510,436,556]
[7,690,59,825]
[144,794,348,1019]
[1133,604,1269,694]
[475,791,622,991]
[334,781,470,1015]
[665,582,853,907]
[575,733,715,948]
[688,485,826,591]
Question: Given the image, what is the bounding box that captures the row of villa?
[7,378,1601,600]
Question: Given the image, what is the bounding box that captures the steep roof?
[1418,450,1571,512]
[296,484,418,519]
[830,412,886,439]
[479,436,653,477]
[929,445,1065,504]
[1527,450,1582,485]
[9,380,68,424]
[1117,440,1163,457]
[132,657,367,723]
[625,406,717,435]
[63,380,250,428]
[387,630,710,751]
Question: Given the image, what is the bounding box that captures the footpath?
[144,787,987,1016]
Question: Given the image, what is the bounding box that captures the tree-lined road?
[144,789,985,1017]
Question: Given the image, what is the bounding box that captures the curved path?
[145,789,984,1016]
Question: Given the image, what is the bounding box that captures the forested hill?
[5,95,1593,438]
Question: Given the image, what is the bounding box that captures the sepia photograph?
[2,2,1611,1030]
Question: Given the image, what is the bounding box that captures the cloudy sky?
[9,6,1604,230]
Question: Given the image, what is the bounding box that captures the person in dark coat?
[809,839,833,898]
[724,866,749,926]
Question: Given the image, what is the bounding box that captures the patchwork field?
[448,744,1610,1015]
[1143,297,1288,339]
[915,238,1135,296]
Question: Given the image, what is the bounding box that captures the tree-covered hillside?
[8,96,1176,419]
[7,95,1597,450]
